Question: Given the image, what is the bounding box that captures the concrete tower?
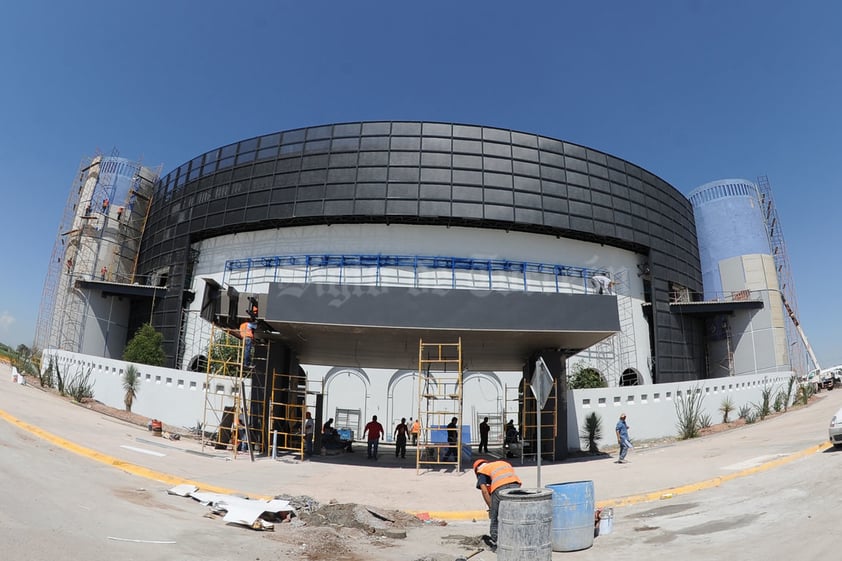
[689,179,789,376]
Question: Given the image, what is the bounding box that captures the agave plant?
[123,364,141,412]
[580,412,603,454]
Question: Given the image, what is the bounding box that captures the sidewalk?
[2,364,840,518]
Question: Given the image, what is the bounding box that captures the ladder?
[416,338,463,473]
[267,369,308,460]
[201,324,258,458]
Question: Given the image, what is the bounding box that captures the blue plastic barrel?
[546,480,595,552]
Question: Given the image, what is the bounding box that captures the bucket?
[150,419,163,436]
[598,507,614,536]
[497,487,553,561]
[546,480,595,552]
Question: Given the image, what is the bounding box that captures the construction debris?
[168,485,294,531]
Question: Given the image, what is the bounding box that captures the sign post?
[531,356,553,487]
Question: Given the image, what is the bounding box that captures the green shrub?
[738,404,752,420]
[567,362,607,389]
[123,323,166,366]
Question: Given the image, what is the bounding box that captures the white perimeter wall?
[42,350,794,451]
[567,371,794,449]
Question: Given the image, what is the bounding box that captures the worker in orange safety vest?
[473,458,522,552]
[239,320,255,367]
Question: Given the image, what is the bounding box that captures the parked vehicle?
[828,406,842,448]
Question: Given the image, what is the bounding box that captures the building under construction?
[34,123,815,460]
[34,153,161,357]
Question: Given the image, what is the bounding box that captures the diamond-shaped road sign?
[531,357,553,410]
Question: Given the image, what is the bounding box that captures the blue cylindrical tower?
[688,179,769,299]
[689,178,789,376]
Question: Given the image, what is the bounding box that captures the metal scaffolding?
[756,175,811,375]
[35,152,160,353]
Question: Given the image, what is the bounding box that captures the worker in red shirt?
[473,458,522,552]
[363,415,385,460]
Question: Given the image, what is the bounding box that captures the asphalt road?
[3,362,842,560]
[0,418,303,561]
[571,444,842,560]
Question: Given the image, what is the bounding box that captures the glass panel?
[332,137,360,151]
[236,151,256,165]
[239,138,258,152]
[282,129,306,144]
[361,122,391,135]
[333,122,362,137]
[259,133,280,148]
[220,143,237,158]
[280,143,303,155]
[257,146,278,160]
[306,125,332,140]
[392,122,421,135]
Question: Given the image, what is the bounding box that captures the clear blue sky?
[1,2,839,364]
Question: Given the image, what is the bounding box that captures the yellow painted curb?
[0,408,270,499]
[596,441,833,509]
[1,406,831,519]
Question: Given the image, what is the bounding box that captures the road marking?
[121,445,166,457]
[0,408,260,499]
[721,454,788,471]
[0,407,832,519]
[598,441,832,509]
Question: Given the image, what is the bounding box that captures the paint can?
[598,507,614,535]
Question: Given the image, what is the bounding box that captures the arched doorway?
[323,367,370,436]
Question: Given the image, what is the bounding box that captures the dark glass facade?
[138,121,705,382]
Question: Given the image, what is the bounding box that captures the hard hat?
[473,458,487,472]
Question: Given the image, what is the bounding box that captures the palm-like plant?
[123,364,141,412]
[580,412,603,454]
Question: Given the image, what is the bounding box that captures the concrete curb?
[0,406,832,520]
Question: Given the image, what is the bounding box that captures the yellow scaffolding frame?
[416,338,463,473]
[201,324,264,458]
[267,369,308,460]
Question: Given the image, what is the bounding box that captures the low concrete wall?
[567,371,795,450]
[41,349,214,430]
[40,350,797,451]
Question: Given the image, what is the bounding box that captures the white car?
[829,407,842,447]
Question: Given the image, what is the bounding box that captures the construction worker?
[473,458,522,552]
[591,272,614,295]
[363,415,385,459]
[239,320,255,367]
[303,411,315,457]
[410,418,421,446]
